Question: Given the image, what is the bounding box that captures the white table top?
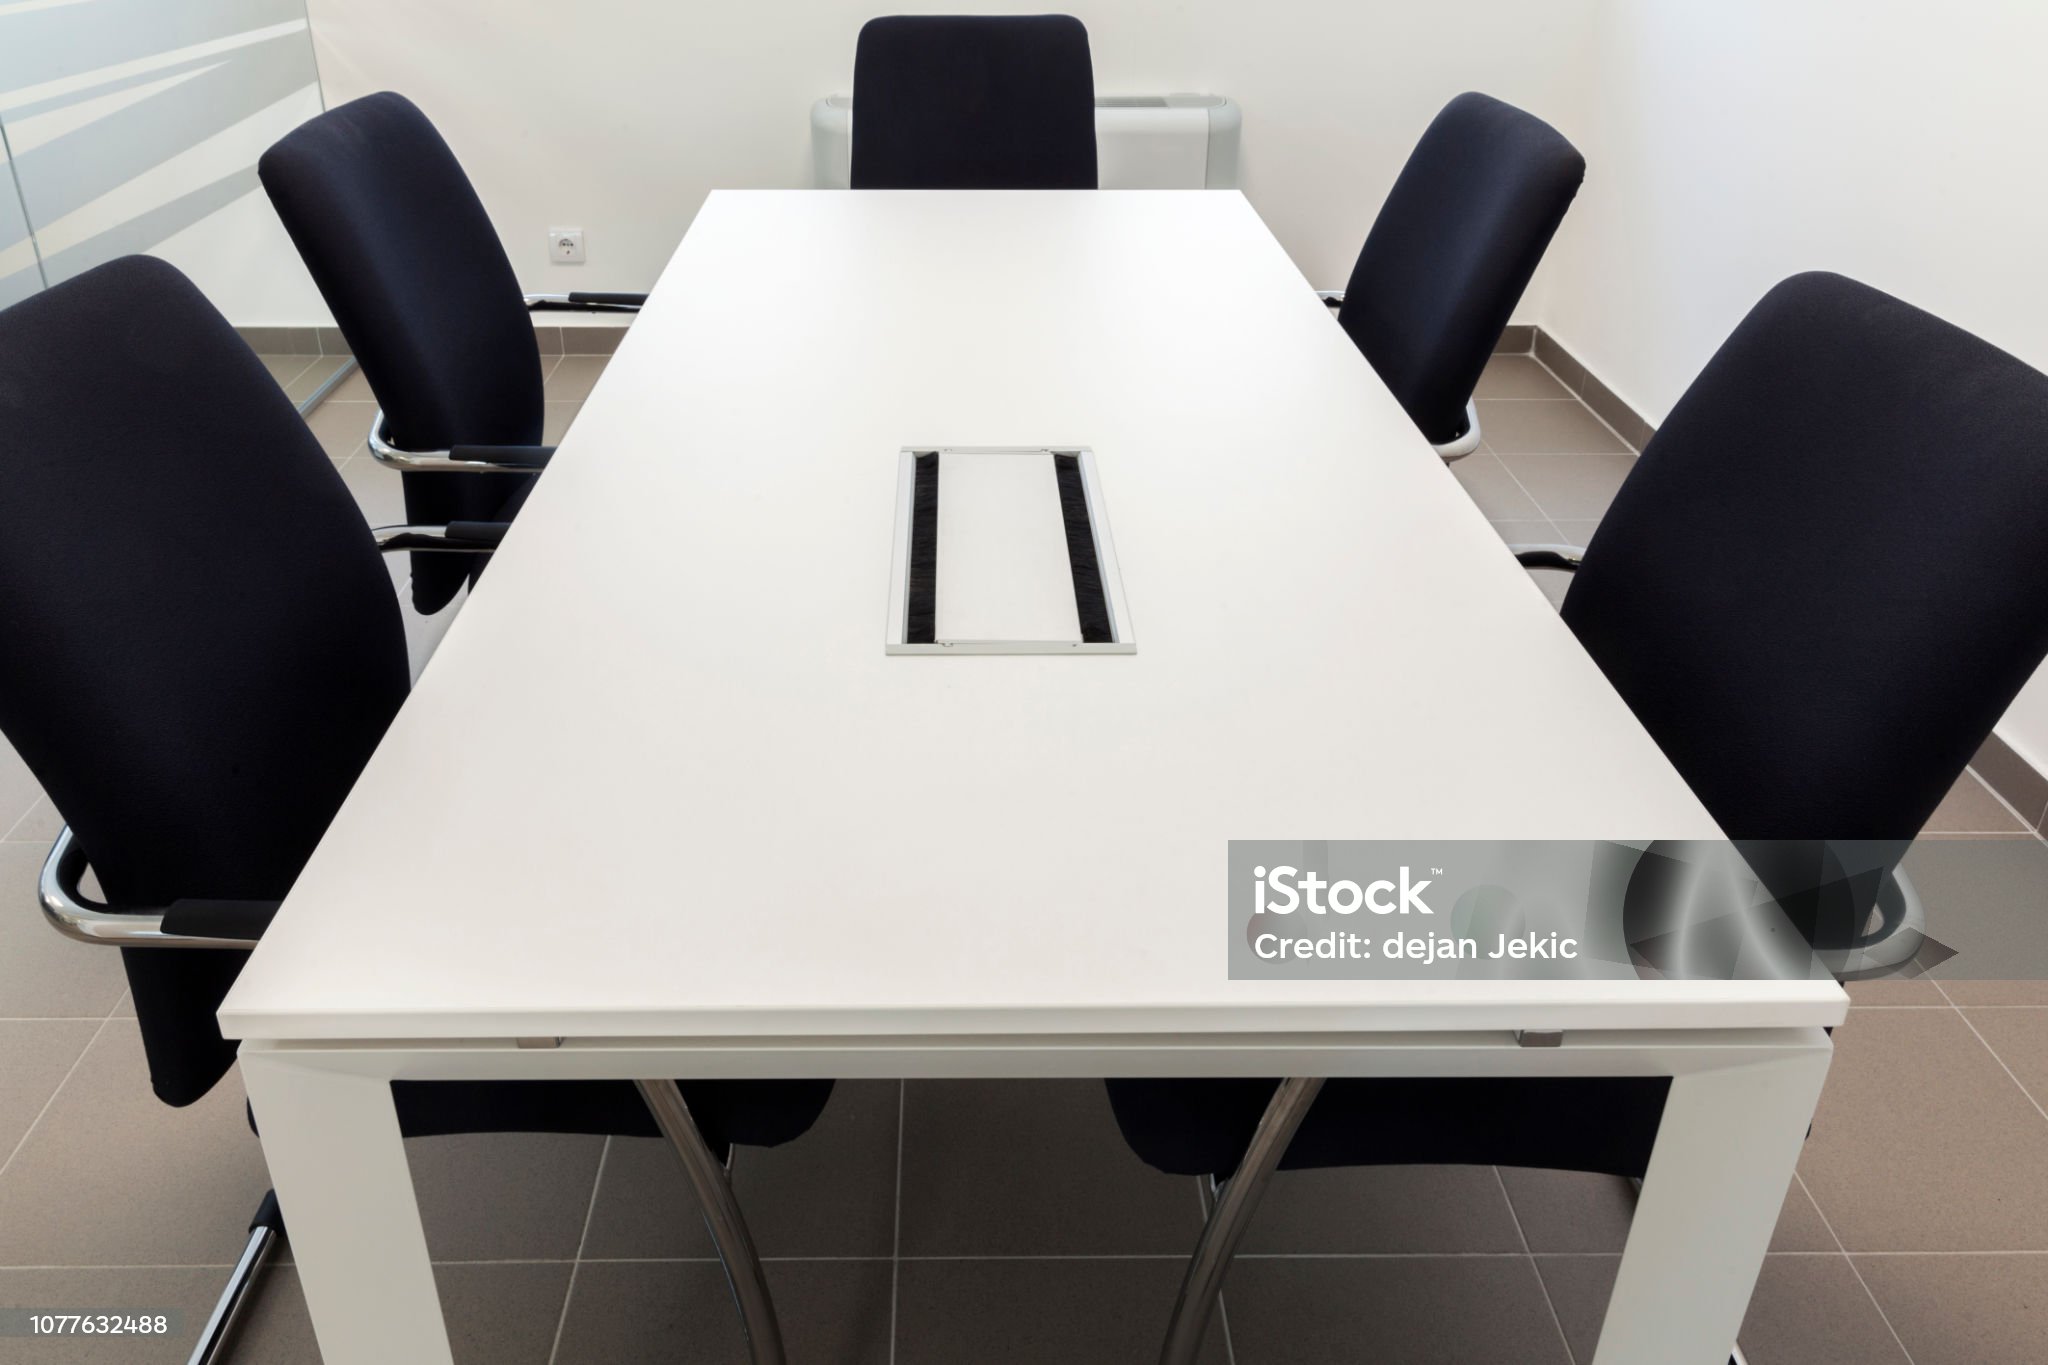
[220,191,1845,1043]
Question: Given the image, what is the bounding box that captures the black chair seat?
[1106,1076,1670,1181]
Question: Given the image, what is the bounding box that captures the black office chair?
[0,257,825,1365]
[850,14,1097,189]
[259,91,645,616]
[1110,272,2048,1364]
[1326,92,1584,459]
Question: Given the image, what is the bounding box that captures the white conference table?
[220,191,1846,1365]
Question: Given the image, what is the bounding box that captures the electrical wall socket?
[550,228,586,263]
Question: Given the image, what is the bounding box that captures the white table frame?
[243,1025,1829,1365]
[222,191,1841,1365]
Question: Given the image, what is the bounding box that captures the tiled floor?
[3,344,2047,1362]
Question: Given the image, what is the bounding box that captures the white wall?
[1540,0,2048,771]
[305,0,1598,300]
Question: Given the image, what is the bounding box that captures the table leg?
[1590,1046,1831,1365]
[240,1050,452,1365]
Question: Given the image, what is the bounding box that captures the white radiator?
[809,94,1241,190]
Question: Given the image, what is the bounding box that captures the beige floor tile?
[1800,1008,2048,1249]
[542,401,581,444]
[543,354,609,401]
[1497,1167,1635,1253]
[582,1079,897,1260]
[304,400,377,461]
[229,1262,572,1365]
[1241,1164,1523,1254]
[1450,449,1543,519]
[321,364,376,404]
[282,355,354,405]
[1857,1252,2048,1365]
[559,1258,891,1365]
[406,1131,604,1263]
[1773,1177,1841,1252]
[4,795,63,846]
[0,1019,270,1267]
[1499,449,1638,521]
[0,1021,99,1160]
[1924,771,2030,833]
[1476,399,1631,454]
[559,324,628,356]
[1475,354,1577,402]
[898,1079,1203,1256]
[1551,517,1603,548]
[1903,840,2048,984]
[254,354,314,391]
[1490,517,1566,547]
[0,845,127,1020]
[338,451,406,527]
[1845,977,1948,1005]
[1942,980,2048,1005]
[1962,1008,2048,1112]
[896,1257,1225,1365]
[1226,1255,1568,1365]
[0,736,41,837]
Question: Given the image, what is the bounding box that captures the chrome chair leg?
[187,1191,283,1365]
[634,1079,786,1365]
[1158,1076,1325,1365]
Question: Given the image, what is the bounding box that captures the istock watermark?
[1221,839,1991,983]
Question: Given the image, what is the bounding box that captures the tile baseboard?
[1518,328,1657,453]
[1970,732,2048,832]
[238,321,632,359]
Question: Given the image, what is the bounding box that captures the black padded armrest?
[527,292,646,313]
[444,520,509,548]
[1511,545,1586,572]
[160,898,281,942]
[450,444,554,470]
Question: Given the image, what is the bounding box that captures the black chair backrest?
[260,91,540,613]
[0,257,411,1106]
[1564,272,2048,843]
[851,14,1097,189]
[1338,92,1584,445]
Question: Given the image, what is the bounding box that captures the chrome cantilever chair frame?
[1317,289,1482,461]
[365,409,553,474]
[39,826,278,1365]
[36,528,788,1365]
[358,291,642,476]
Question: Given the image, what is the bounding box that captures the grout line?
[1792,1170,1919,1365]
[1959,765,2044,838]
[1936,980,2048,1126]
[1526,350,1645,454]
[272,356,317,393]
[1,796,43,842]
[1480,438,1574,532]
[1215,1292,1240,1365]
[888,1079,904,1365]
[0,1013,111,1184]
[546,1134,611,1365]
[1492,1166,1580,1364]
[1187,1177,1237,1365]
